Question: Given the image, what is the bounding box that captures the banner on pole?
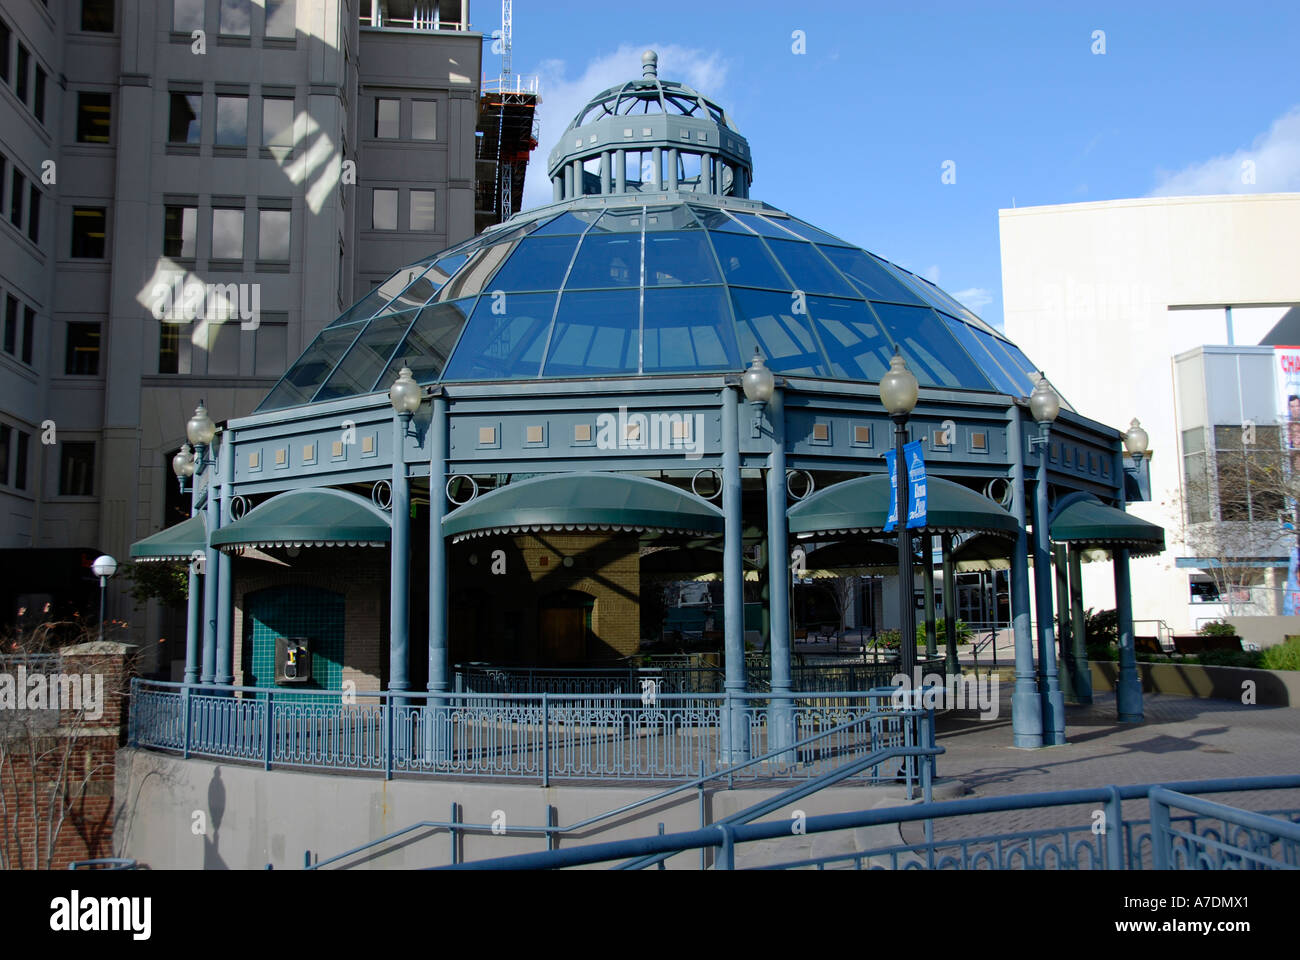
[884,449,898,532]
[906,440,927,529]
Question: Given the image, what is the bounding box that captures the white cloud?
[952,287,994,312]
[924,264,940,284]
[1150,105,1300,196]
[521,44,731,211]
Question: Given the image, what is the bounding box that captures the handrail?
[306,705,936,869]
[437,774,1300,870]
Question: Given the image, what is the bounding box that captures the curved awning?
[211,488,391,552]
[1050,495,1165,557]
[948,532,1014,572]
[802,538,900,576]
[444,472,724,543]
[130,514,207,562]
[787,475,1020,538]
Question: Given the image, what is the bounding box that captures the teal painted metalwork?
[244,586,345,693]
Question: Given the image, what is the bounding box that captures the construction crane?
[474,0,540,233]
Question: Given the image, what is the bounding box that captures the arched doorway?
[537,589,594,664]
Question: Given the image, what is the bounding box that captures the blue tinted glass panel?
[941,315,1021,395]
[708,231,789,289]
[528,211,601,235]
[488,235,580,292]
[730,288,829,375]
[643,205,700,231]
[443,292,557,381]
[873,259,953,313]
[981,336,1041,393]
[544,290,640,376]
[766,239,858,297]
[425,253,469,291]
[378,298,475,386]
[816,246,925,305]
[690,206,739,231]
[259,323,365,410]
[870,303,993,391]
[643,286,740,372]
[326,266,418,327]
[589,208,645,234]
[808,297,895,381]
[729,212,796,239]
[564,233,641,288]
[779,217,848,245]
[645,232,721,285]
[314,308,419,401]
[437,240,519,301]
[919,279,983,324]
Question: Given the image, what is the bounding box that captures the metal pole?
[765,388,792,760]
[1069,546,1093,704]
[895,416,916,687]
[721,386,748,764]
[184,468,201,684]
[1033,421,1067,745]
[1113,448,1143,722]
[428,395,449,694]
[200,442,220,686]
[1006,407,1043,748]
[98,577,107,644]
[1055,543,1075,702]
[390,411,412,697]
[922,535,937,659]
[215,432,235,686]
[942,533,959,675]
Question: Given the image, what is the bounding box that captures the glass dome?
[258,199,1050,412]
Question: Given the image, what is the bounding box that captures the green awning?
[130,514,207,562]
[801,538,900,576]
[949,532,1014,572]
[210,489,391,551]
[443,472,725,542]
[787,475,1020,538]
[1050,496,1165,557]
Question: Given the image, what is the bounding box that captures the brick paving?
[897,686,1300,850]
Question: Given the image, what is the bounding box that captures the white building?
[1000,193,1300,635]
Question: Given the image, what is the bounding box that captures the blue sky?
[503,0,1300,328]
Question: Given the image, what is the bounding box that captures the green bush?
[1198,619,1238,637]
[1084,608,1118,646]
[1086,643,1118,662]
[915,618,972,647]
[1194,648,1263,669]
[875,629,902,650]
[1262,637,1300,671]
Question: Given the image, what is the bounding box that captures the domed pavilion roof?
[257,56,1048,414]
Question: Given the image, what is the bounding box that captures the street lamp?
[91,555,118,644]
[1028,372,1066,745]
[880,350,919,686]
[172,443,196,491]
[1123,418,1149,459]
[387,366,421,699]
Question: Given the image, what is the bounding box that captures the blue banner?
[884,449,899,531]
[1286,545,1299,616]
[906,440,927,529]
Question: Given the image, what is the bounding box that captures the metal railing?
[130,678,929,785]
[437,775,1300,870]
[306,710,939,869]
[1133,619,1175,651]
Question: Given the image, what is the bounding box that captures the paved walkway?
[898,687,1300,849]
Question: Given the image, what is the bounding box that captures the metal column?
[1033,422,1067,745]
[765,388,792,757]
[922,537,937,659]
[1055,543,1075,703]
[942,533,959,675]
[428,395,449,693]
[215,432,235,686]
[1069,546,1093,704]
[200,441,220,686]
[721,386,748,764]
[389,412,412,695]
[1006,408,1043,748]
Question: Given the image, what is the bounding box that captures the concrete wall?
[1001,193,1300,634]
[1223,615,1300,649]
[1091,660,1299,707]
[113,748,922,869]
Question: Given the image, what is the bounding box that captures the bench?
[1134,635,1164,656]
[1172,634,1242,656]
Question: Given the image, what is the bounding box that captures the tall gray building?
[0,0,487,669]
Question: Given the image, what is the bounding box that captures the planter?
[1090,660,1300,707]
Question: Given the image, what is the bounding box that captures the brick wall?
[0,642,132,870]
[230,548,387,692]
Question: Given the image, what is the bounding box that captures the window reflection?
[444,292,556,381]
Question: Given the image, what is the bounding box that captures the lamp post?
[186,401,221,685]
[388,367,422,702]
[1116,416,1148,722]
[171,442,201,685]
[1028,373,1066,745]
[91,555,117,643]
[880,350,919,686]
[1123,419,1149,461]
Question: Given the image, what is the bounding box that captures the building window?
[412,100,437,140]
[1212,424,1284,523]
[158,321,180,373]
[1182,427,1209,524]
[204,320,240,375]
[3,296,16,355]
[173,0,204,32]
[262,97,294,148]
[211,208,244,259]
[265,0,295,38]
[59,442,96,496]
[65,322,101,375]
[374,98,399,138]
[372,188,397,230]
[257,208,290,260]
[219,0,250,36]
[215,95,247,146]
[71,207,106,257]
[163,205,197,258]
[22,305,34,365]
[82,0,115,32]
[0,21,10,86]
[9,168,22,228]
[0,425,9,486]
[13,429,28,491]
[15,43,28,104]
[168,92,201,143]
[26,183,38,243]
[76,92,112,143]
[409,190,436,231]
[34,66,46,123]
[254,321,288,376]
[0,153,6,218]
